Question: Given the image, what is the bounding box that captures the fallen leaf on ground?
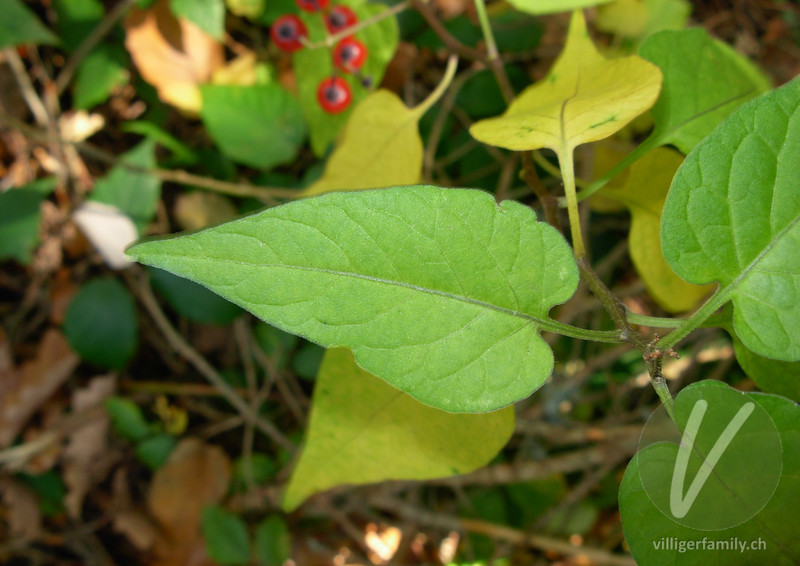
[63,374,117,517]
[147,438,231,566]
[0,328,79,447]
[124,0,224,113]
[0,478,41,542]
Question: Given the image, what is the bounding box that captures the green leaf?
[200,84,306,170]
[170,0,224,40]
[105,396,152,442]
[283,348,515,510]
[53,0,103,51]
[595,148,713,312]
[253,516,291,566]
[733,336,800,403]
[0,183,50,263]
[640,28,771,155]
[91,139,161,233]
[18,471,66,517]
[470,10,661,155]
[135,433,177,470]
[201,506,251,565]
[620,381,800,565]
[505,0,613,15]
[293,0,399,156]
[231,453,278,492]
[227,0,264,19]
[63,277,138,369]
[595,0,691,45]
[0,0,59,48]
[148,266,242,324]
[303,90,424,196]
[73,44,129,109]
[127,186,579,412]
[661,76,800,361]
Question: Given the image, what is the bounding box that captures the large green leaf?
[470,10,661,154]
[293,0,398,156]
[580,27,771,200]
[0,0,59,48]
[283,348,514,510]
[661,76,800,361]
[127,186,579,412]
[620,381,800,565]
[200,83,306,170]
[170,0,224,40]
[640,28,771,155]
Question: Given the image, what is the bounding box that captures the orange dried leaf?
[124,0,224,113]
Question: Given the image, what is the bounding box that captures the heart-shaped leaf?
[470,10,661,155]
[127,186,579,412]
[283,348,514,510]
[662,76,800,361]
[620,381,800,565]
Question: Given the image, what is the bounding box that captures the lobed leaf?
[127,186,579,412]
[470,10,661,155]
[662,76,800,361]
[283,348,514,510]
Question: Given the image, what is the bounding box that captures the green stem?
[538,320,622,343]
[652,376,676,422]
[625,311,684,328]
[413,54,459,117]
[556,148,586,258]
[656,285,728,351]
[473,0,499,61]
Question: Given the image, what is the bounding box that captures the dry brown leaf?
[0,328,79,447]
[110,468,159,552]
[124,0,224,113]
[147,438,230,566]
[63,374,117,517]
[0,477,41,542]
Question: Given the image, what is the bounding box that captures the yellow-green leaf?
[303,90,424,196]
[470,10,662,155]
[283,348,514,511]
[506,0,613,15]
[595,148,712,312]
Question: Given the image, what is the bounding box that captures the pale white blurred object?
[73,201,138,269]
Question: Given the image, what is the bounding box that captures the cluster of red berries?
[270,0,369,114]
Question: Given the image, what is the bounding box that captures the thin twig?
[125,268,296,452]
[4,48,50,128]
[371,496,637,566]
[55,0,139,94]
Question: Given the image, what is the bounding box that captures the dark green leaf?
[201,506,251,565]
[135,433,177,470]
[0,0,59,48]
[148,266,242,324]
[63,277,138,369]
[105,396,152,442]
[73,44,129,109]
[253,516,291,566]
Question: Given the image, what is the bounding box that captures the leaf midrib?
[181,254,562,330]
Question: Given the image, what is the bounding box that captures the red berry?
[317,77,352,113]
[332,37,367,73]
[325,5,357,34]
[270,15,307,52]
[296,0,329,12]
